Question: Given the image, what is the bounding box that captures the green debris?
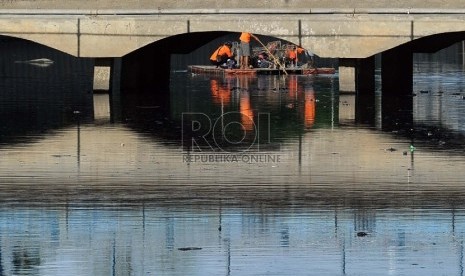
[409,145,416,152]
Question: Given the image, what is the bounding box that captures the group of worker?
[210,32,313,69]
[209,32,255,69]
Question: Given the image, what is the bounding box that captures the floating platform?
[189,65,336,76]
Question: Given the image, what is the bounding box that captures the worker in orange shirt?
[286,45,298,67]
[296,46,306,60]
[286,45,310,67]
[288,48,297,67]
[239,32,257,69]
[210,41,234,68]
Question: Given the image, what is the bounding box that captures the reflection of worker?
[210,42,234,68]
[239,32,257,69]
[304,88,316,128]
[288,75,299,99]
[240,90,254,131]
[210,79,231,106]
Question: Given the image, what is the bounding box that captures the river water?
[1,49,465,275]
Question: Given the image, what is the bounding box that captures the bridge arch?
[119,30,334,95]
[410,31,465,53]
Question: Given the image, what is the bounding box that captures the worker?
[239,32,257,69]
[210,41,234,68]
[286,45,297,67]
[257,52,271,68]
[292,45,315,68]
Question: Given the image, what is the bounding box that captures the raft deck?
[189,65,335,76]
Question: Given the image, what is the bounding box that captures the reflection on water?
[172,74,334,154]
[413,62,465,135]
[2,205,465,276]
[0,37,94,146]
[1,42,465,274]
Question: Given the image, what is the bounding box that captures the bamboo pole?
[252,34,288,76]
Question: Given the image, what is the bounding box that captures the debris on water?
[420,90,429,94]
[178,247,202,251]
[385,147,397,152]
[403,151,408,155]
[14,58,54,68]
[357,232,368,237]
[136,106,160,109]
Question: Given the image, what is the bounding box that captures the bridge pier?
[338,57,376,124]
[338,59,356,93]
[354,56,376,125]
[109,57,122,123]
[381,46,413,130]
[94,58,123,123]
[120,43,171,122]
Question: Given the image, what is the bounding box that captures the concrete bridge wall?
[0,1,463,10]
[2,9,465,59]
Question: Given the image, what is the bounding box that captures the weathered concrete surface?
[338,66,356,92]
[1,10,465,58]
[0,0,463,10]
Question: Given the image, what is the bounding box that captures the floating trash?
[178,247,202,251]
[14,58,54,68]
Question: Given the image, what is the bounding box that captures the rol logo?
[181,112,270,152]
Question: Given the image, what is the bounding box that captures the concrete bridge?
[1,1,465,122]
[2,8,465,59]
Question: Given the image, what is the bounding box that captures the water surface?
[0,47,465,275]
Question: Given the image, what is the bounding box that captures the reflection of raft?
[189,65,336,76]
